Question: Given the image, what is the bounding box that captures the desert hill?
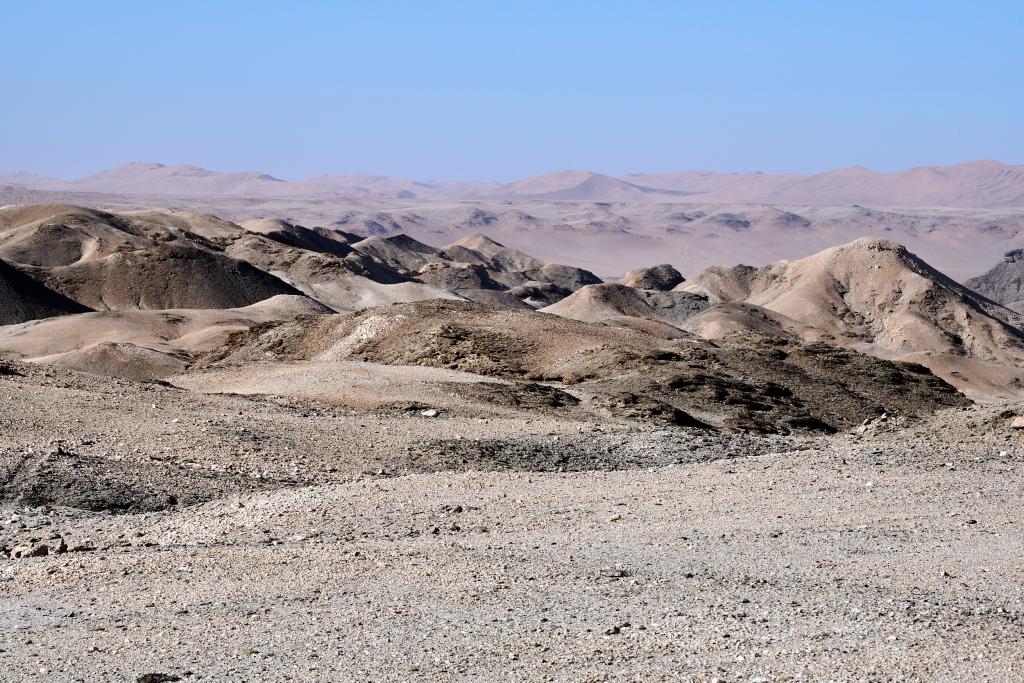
[616,264,685,291]
[487,171,684,201]
[0,204,622,387]
[239,218,361,257]
[0,164,493,200]
[0,295,332,381]
[342,232,601,308]
[683,301,812,341]
[0,204,157,266]
[11,163,291,197]
[965,249,1024,314]
[202,299,966,433]
[0,205,437,313]
[678,238,1024,399]
[0,205,610,320]
[441,233,602,292]
[350,235,446,273]
[539,283,708,332]
[0,206,302,310]
[27,243,302,311]
[0,202,1017,410]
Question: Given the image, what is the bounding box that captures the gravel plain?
[2,358,1023,681]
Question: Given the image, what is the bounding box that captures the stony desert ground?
[1,196,1024,681]
[2,362,1023,682]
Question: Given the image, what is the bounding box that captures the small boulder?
[137,675,182,683]
[12,543,49,559]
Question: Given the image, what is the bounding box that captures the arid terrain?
[5,161,1024,281]
[1,191,1024,681]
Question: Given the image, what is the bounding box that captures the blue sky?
[2,1,1022,180]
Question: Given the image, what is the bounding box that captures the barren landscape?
[6,0,1024,678]
[5,161,1024,281]
[0,180,1023,681]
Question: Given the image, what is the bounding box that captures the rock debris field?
[1,361,1023,681]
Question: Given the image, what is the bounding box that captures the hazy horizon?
[5,158,1023,186]
[2,1,1022,181]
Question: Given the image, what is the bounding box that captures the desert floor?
[1,363,1021,681]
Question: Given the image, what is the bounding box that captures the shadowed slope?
[966,249,1024,314]
[29,242,302,311]
[0,258,91,324]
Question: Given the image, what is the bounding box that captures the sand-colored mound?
[0,297,334,380]
[240,218,357,257]
[684,302,809,341]
[965,249,1024,314]
[33,242,301,311]
[444,233,544,272]
[0,205,391,314]
[0,204,154,267]
[202,299,967,433]
[743,238,1022,351]
[617,264,685,291]
[385,233,444,256]
[676,264,779,303]
[193,301,686,377]
[343,231,600,307]
[685,239,1024,399]
[34,341,190,381]
[225,232,406,286]
[541,283,665,323]
[0,204,471,315]
[442,234,602,293]
[352,235,445,274]
[541,283,708,328]
[490,171,683,201]
[115,208,247,243]
[0,258,91,325]
[62,162,290,196]
[230,240,463,312]
[236,294,336,316]
[537,262,603,291]
[416,262,504,291]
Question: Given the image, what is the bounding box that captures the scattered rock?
[599,566,631,578]
[11,542,49,559]
[137,674,182,683]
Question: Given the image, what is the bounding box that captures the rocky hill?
[965,249,1024,314]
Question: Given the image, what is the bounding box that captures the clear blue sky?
[2,1,1022,180]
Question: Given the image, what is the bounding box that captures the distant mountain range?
[3,160,1024,207]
